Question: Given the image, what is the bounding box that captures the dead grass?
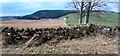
[1,34,118,54]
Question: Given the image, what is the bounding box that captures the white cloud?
[0,14,3,16]
[0,13,22,16]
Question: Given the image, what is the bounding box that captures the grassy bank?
[63,12,118,27]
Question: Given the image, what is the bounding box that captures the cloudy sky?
[0,0,118,16]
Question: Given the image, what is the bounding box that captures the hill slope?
[63,12,118,26]
[20,10,77,20]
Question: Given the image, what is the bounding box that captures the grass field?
[63,12,119,27]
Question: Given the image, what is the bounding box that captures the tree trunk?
[86,2,91,24]
[80,2,84,24]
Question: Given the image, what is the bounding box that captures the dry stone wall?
[1,24,120,47]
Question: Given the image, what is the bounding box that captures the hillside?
[63,12,119,26]
[19,10,77,20]
[18,10,112,20]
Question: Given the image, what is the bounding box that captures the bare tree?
[68,0,84,24]
[67,0,118,24]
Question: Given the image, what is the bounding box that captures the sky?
[0,0,119,16]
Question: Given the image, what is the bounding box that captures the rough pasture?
[2,35,119,54]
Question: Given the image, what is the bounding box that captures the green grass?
[64,13,80,24]
[62,12,118,27]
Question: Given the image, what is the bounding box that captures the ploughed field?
[0,19,120,54]
[1,19,68,28]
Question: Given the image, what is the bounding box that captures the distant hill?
[18,10,77,20]
[0,16,22,21]
[1,10,118,20]
[19,10,118,20]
